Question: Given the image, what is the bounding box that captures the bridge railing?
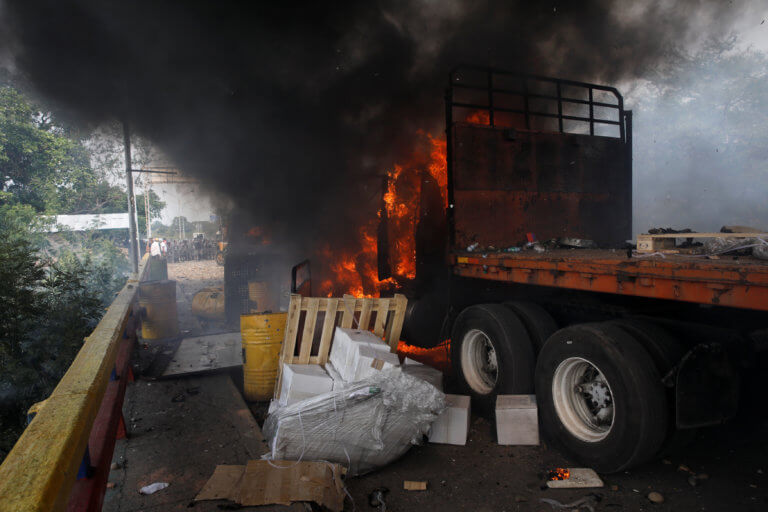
[0,253,150,511]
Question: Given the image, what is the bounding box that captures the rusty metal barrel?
[240,312,287,401]
[138,280,179,339]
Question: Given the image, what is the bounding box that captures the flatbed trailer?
[400,66,768,473]
[451,250,768,312]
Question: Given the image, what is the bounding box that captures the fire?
[317,129,448,297]
[548,468,571,481]
[397,340,452,374]
[465,110,490,125]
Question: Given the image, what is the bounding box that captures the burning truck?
[222,66,768,473]
[329,66,765,473]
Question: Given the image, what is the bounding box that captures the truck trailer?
[398,66,768,473]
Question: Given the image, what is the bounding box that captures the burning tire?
[451,304,535,411]
[536,323,667,473]
[503,301,557,354]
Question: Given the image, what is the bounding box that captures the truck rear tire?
[503,301,557,354]
[451,304,535,411]
[535,323,668,472]
[609,318,696,453]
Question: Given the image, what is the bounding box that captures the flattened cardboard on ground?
[161,331,242,377]
[546,468,604,488]
[404,480,428,491]
[195,460,346,511]
[195,465,245,500]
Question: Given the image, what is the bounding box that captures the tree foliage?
[0,85,132,460]
[0,86,126,214]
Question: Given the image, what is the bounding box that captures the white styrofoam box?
[349,344,400,382]
[279,363,334,406]
[329,327,387,382]
[403,357,422,366]
[402,364,443,391]
[495,394,539,445]
[323,360,345,390]
[428,394,471,445]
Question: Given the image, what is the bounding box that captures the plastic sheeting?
[262,368,445,476]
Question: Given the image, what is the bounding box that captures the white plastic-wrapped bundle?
[262,368,445,476]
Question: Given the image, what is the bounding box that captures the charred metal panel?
[451,124,631,248]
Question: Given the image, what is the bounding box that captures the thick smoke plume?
[0,1,747,255]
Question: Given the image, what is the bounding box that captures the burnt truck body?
[399,66,768,472]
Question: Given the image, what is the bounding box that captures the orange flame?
[317,129,448,297]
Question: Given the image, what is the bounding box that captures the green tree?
[0,86,125,214]
[0,85,131,461]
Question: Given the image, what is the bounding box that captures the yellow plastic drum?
[138,280,180,340]
[191,287,226,321]
[240,312,287,401]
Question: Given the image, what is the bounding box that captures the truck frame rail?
[452,250,768,312]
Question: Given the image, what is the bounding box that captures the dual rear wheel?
[451,303,676,472]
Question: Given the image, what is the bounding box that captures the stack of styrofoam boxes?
[328,327,399,384]
[428,394,471,445]
[495,394,539,445]
[402,357,444,391]
[278,363,334,406]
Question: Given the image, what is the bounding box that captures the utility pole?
[124,122,139,273]
[144,184,152,239]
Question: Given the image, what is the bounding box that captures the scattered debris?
[187,386,200,395]
[558,237,597,249]
[196,460,345,511]
[678,464,694,474]
[110,462,120,470]
[647,491,664,504]
[368,487,389,511]
[172,393,186,402]
[106,482,116,489]
[540,495,599,512]
[546,468,604,489]
[403,481,428,491]
[139,482,169,495]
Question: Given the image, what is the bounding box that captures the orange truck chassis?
[452,250,768,312]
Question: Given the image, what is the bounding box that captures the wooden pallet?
[636,232,768,253]
[273,293,408,399]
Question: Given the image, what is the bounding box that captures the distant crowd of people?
[146,236,219,262]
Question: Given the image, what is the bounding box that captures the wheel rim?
[552,356,615,442]
[460,329,498,394]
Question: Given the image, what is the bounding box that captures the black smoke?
[0,0,745,254]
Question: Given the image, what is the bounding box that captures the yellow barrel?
[191,287,226,321]
[248,281,277,313]
[241,312,287,401]
[138,280,179,339]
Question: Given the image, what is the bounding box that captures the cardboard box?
[428,394,470,445]
[323,361,345,390]
[495,394,539,445]
[279,363,334,406]
[349,344,399,381]
[329,327,387,382]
